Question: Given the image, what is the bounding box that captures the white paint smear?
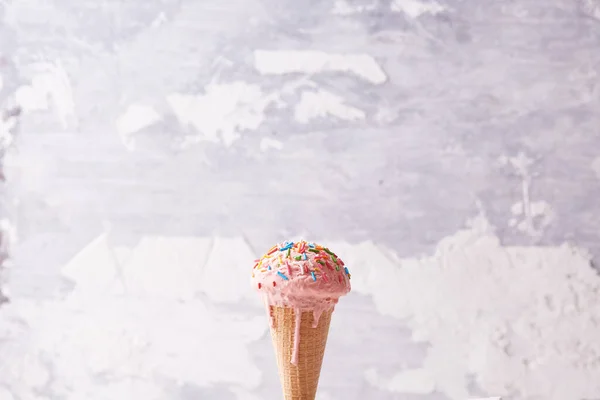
[1,233,265,399]
[0,388,14,400]
[328,215,600,400]
[470,398,502,400]
[259,137,283,152]
[60,235,257,305]
[168,81,272,147]
[254,50,387,85]
[230,388,263,400]
[61,233,119,301]
[365,367,436,394]
[120,236,212,300]
[332,0,376,15]
[115,104,162,151]
[591,156,600,180]
[0,116,15,154]
[14,61,74,128]
[294,90,366,123]
[500,153,554,238]
[580,0,600,21]
[391,0,446,17]
[509,200,555,235]
[0,297,265,400]
[201,237,257,304]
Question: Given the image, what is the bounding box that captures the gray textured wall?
[1,1,600,399]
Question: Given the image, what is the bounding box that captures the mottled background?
[1,0,600,399]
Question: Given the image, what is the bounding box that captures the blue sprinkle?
[311,271,316,281]
[277,271,289,281]
[279,242,293,251]
[267,265,271,270]
[303,253,307,260]
[308,243,315,248]
[344,267,350,275]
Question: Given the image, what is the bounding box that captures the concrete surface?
[1,0,600,399]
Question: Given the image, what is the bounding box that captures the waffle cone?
[269,306,333,400]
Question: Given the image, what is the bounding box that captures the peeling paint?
[254,50,387,85]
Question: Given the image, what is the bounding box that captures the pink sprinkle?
[287,262,292,276]
[325,261,334,271]
[338,275,342,283]
[322,273,329,282]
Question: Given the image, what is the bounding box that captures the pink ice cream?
[251,240,351,364]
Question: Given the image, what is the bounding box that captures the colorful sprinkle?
[277,271,289,281]
[280,243,293,251]
[255,241,348,288]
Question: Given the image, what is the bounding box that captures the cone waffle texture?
[270,306,333,400]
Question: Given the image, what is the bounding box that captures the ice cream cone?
[252,241,351,399]
[269,306,333,400]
